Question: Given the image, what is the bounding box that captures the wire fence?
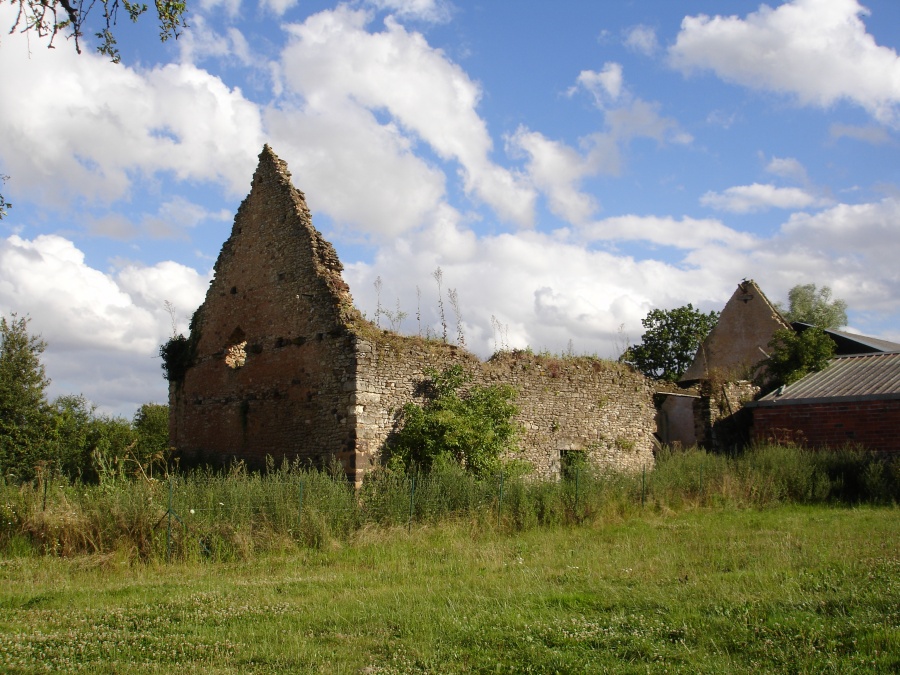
[2,444,897,561]
[159,465,614,560]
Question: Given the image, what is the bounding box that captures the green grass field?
[1,505,897,673]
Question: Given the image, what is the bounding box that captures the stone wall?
[694,380,759,453]
[353,330,656,479]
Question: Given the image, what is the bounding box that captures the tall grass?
[1,444,897,562]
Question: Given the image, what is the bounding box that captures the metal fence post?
[641,465,646,508]
[408,475,416,533]
[497,472,504,528]
[166,476,173,562]
[574,467,580,518]
[298,480,304,528]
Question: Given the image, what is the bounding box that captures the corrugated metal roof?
[755,352,900,404]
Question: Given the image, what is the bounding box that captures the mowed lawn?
[0,506,897,673]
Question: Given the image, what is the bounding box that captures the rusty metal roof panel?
[755,352,900,404]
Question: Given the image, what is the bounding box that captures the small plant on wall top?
[159,334,191,383]
[388,365,519,478]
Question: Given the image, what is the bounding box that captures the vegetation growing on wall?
[159,334,192,382]
[389,365,519,477]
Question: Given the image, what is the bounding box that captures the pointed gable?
[681,279,789,382]
[170,145,360,469]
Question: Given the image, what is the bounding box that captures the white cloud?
[669,0,900,126]
[0,12,265,208]
[83,197,230,240]
[345,221,734,358]
[570,63,689,145]
[829,123,894,145]
[765,156,810,184]
[265,100,447,237]
[581,214,757,250]
[278,6,536,228]
[197,0,242,18]
[624,25,659,56]
[365,0,453,23]
[506,127,600,225]
[700,183,828,213]
[261,0,299,17]
[574,63,624,104]
[506,66,689,227]
[781,197,900,257]
[0,234,209,415]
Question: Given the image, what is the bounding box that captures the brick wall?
[751,399,900,453]
[170,146,361,470]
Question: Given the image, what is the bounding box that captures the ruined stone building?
[656,280,786,451]
[656,279,900,453]
[168,146,656,483]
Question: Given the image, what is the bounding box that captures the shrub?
[389,365,519,478]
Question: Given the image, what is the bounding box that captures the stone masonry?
[169,146,656,483]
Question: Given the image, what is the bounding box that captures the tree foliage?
[777,283,848,329]
[6,0,188,63]
[0,312,169,480]
[0,313,51,477]
[623,304,720,382]
[133,402,169,474]
[765,326,836,387]
[389,365,519,478]
[50,394,137,481]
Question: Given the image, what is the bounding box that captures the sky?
[1,0,900,417]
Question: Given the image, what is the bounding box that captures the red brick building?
[748,352,900,453]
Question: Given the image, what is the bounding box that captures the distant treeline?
[1,312,169,482]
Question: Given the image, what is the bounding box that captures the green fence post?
[497,472,504,529]
[699,465,703,499]
[41,463,51,513]
[641,465,646,508]
[166,475,173,562]
[575,467,580,520]
[408,475,416,533]
[298,480,304,528]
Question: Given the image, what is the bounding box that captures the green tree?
[0,313,52,478]
[623,304,720,382]
[390,365,519,478]
[50,394,96,478]
[777,283,848,329]
[48,395,137,480]
[6,0,188,63]
[133,403,169,476]
[765,326,836,387]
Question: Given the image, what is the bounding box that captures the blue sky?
[1,0,899,416]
